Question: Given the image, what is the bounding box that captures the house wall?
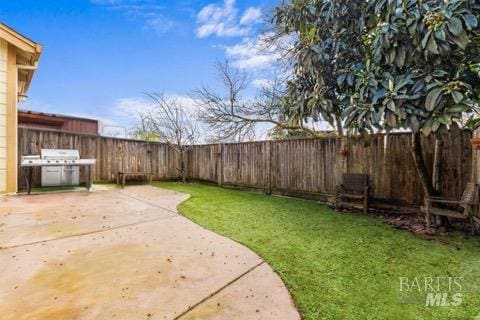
[62,118,98,134]
[6,44,18,193]
[0,39,8,192]
[0,41,20,193]
[18,112,99,135]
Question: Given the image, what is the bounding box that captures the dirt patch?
[335,205,476,237]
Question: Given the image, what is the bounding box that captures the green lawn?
[153,182,480,320]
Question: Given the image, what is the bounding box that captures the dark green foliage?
[275,0,368,133]
[276,0,480,136]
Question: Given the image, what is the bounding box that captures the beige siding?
[0,39,8,192]
[0,39,7,192]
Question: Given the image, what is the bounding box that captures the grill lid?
[41,149,80,160]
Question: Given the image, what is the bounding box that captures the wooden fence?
[186,127,472,206]
[18,126,472,207]
[18,127,181,188]
[470,129,480,223]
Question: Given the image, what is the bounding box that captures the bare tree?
[137,93,198,182]
[131,111,158,142]
[192,61,325,142]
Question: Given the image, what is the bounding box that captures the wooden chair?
[473,213,480,233]
[422,182,479,231]
[336,174,370,214]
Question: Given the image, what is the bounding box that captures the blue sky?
[1,0,279,135]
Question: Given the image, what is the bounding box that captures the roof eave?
[0,23,43,96]
[0,23,42,56]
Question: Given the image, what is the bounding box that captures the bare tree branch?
[192,61,328,142]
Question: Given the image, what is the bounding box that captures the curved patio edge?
[123,185,302,320]
[0,185,300,320]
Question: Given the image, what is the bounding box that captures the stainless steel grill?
[20,149,96,194]
[41,149,80,187]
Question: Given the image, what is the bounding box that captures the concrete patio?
[0,185,300,320]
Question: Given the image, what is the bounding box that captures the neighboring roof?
[0,23,43,95]
[18,109,99,123]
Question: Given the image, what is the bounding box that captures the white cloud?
[197,0,236,22]
[225,36,280,70]
[114,97,152,117]
[196,0,262,38]
[91,0,174,34]
[107,94,202,138]
[234,55,278,69]
[166,94,199,113]
[252,78,274,88]
[240,7,262,25]
[113,94,199,119]
[145,16,174,34]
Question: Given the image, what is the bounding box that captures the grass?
[153,182,480,320]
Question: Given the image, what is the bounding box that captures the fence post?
[382,134,390,200]
[267,140,272,195]
[340,136,348,174]
[472,129,480,184]
[217,143,223,186]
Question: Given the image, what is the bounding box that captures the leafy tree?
[276,0,480,203]
[275,0,368,136]
[346,0,480,198]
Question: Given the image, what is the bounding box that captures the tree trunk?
[411,132,437,197]
[432,137,443,192]
[180,149,186,183]
[432,137,448,227]
[335,114,344,136]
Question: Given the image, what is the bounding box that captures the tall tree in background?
[131,111,160,142]
[275,0,480,209]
